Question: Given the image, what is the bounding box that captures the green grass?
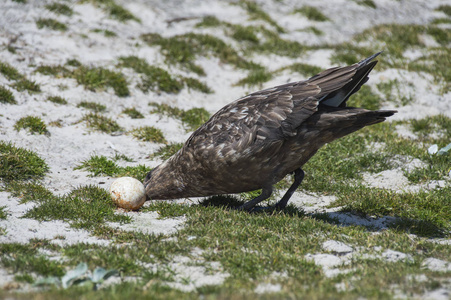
[239,0,285,33]
[347,85,382,110]
[130,126,167,144]
[122,107,144,119]
[435,4,451,16]
[14,116,49,135]
[5,181,55,204]
[77,101,107,112]
[431,17,451,24]
[150,143,184,160]
[149,103,210,131]
[75,155,151,180]
[1,201,451,299]
[376,79,414,107]
[293,6,330,22]
[0,206,7,220]
[0,61,24,81]
[251,27,308,57]
[81,113,122,133]
[235,69,273,87]
[23,185,131,230]
[14,274,34,284]
[141,33,262,75]
[196,16,222,28]
[183,77,213,94]
[0,85,16,104]
[45,3,74,16]
[82,0,140,23]
[336,187,450,236]
[331,24,448,65]
[230,24,260,44]
[328,24,450,93]
[36,18,68,31]
[0,62,41,93]
[0,243,65,277]
[91,28,117,37]
[409,48,451,93]
[66,59,82,67]
[12,79,41,93]
[35,63,130,96]
[286,63,322,78]
[118,56,183,94]
[47,95,67,105]
[35,65,69,76]
[0,141,48,182]
[301,26,324,36]
[353,0,377,9]
[72,66,129,97]
[106,3,140,23]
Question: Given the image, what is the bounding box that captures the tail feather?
[310,106,397,141]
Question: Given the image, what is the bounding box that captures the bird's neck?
[145,158,188,200]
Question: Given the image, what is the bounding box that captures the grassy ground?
[0,0,450,299]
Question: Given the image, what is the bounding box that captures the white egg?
[110,177,146,210]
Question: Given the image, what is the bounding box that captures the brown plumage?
[144,53,397,211]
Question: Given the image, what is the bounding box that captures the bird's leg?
[237,187,273,212]
[275,168,304,209]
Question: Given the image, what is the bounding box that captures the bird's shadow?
[196,195,447,239]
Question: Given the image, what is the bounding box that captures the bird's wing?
[184,55,377,159]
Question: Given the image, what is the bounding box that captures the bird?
[143,52,397,211]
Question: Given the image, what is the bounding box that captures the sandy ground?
[0,0,450,295]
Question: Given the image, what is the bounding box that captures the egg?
[110,177,146,210]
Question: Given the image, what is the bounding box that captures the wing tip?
[358,51,383,66]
